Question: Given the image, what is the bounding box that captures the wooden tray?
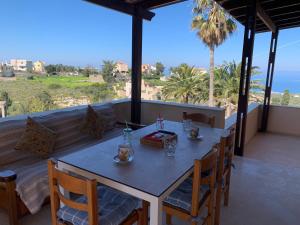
[140,130,177,148]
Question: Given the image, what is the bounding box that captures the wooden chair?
[214,131,235,225]
[163,148,218,225]
[48,160,144,225]
[183,112,216,128]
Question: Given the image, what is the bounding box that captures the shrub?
[48,83,62,89]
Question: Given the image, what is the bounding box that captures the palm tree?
[214,61,263,116]
[162,64,208,104]
[192,0,237,106]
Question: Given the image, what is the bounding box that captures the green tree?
[214,61,262,116]
[45,65,57,74]
[0,91,12,107]
[281,89,290,106]
[101,60,116,83]
[27,91,55,113]
[82,65,96,77]
[192,0,237,106]
[80,83,116,103]
[155,62,165,77]
[162,63,208,104]
[271,95,281,105]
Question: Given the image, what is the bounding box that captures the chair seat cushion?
[163,177,209,212]
[57,186,139,225]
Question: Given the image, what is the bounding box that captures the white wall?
[267,105,300,136]
[225,103,260,144]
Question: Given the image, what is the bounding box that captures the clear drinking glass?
[164,138,177,157]
[183,119,192,131]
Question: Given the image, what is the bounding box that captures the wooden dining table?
[57,120,226,225]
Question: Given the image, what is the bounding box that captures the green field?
[33,76,94,88]
[0,75,118,116]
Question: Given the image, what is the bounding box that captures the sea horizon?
[254,70,300,94]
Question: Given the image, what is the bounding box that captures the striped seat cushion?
[57,186,139,225]
[163,177,209,212]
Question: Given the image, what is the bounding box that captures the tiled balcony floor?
[245,132,300,168]
[1,133,300,225]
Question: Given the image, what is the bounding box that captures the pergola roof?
[85,0,187,20]
[216,0,300,33]
[87,0,300,33]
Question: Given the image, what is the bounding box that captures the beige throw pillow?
[15,117,57,158]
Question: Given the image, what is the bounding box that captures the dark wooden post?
[261,29,279,132]
[234,0,257,156]
[131,10,143,124]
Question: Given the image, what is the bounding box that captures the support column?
[234,0,257,156]
[131,11,143,124]
[0,101,6,118]
[261,29,279,132]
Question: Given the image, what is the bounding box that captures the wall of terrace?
[0,99,226,129]
[224,103,300,155]
[266,105,300,136]
[225,103,260,145]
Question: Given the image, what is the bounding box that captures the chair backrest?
[225,130,235,168]
[48,160,98,225]
[191,148,218,216]
[182,112,215,128]
[217,130,235,181]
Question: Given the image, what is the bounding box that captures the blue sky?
[1,0,300,72]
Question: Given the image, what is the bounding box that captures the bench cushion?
[0,103,117,169]
[57,186,139,225]
[13,127,124,214]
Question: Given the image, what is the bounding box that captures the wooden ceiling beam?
[84,0,155,21]
[139,0,187,9]
[256,15,300,26]
[256,0,276,33]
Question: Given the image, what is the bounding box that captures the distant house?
[10,59,33,72]
[33,61,46,73]
[0,63,15,77]
[142,64,157,74]
[142,64,151,74]
[125,79,163,100]
[115,61,129,74]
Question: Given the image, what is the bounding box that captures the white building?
[10,59,33,72]
[0,62,14,77]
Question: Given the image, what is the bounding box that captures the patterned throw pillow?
[80,105,105,139]
[93,105,117,131]
[15,117,57,158]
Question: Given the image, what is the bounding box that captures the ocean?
[254,71,300,94]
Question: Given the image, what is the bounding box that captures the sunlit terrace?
[1,100,300,225]
[1,0,300,225]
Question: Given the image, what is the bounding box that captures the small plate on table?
[113,155,134,165]
[187,134,204,141]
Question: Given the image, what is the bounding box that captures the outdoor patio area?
[1,131,300,225]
